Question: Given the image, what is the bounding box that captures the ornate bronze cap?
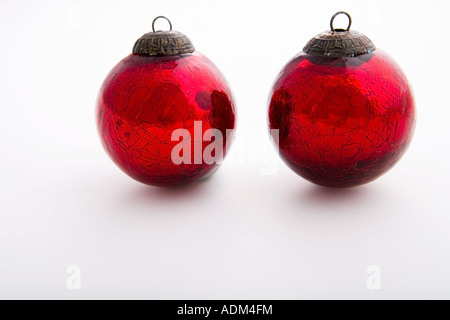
[303,12,376,58]
[132,16,195,56]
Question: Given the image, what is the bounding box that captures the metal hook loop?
[152,16,173,32]
[330,11,352,32]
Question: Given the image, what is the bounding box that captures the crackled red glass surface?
[97,52,235,186]
[269,50,415,187]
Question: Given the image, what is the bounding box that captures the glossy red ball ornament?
[268,12,415,187]
[97,17,236,187]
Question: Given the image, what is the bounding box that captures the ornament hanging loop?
[330,11,352,32]
[152,16,173,32]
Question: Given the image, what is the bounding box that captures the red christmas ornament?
[97,17,236,187]
[268,12,415,187]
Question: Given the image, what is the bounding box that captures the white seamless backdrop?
[0,0,449,299]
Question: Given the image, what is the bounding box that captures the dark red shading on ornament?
[268,12,415,187]
[97,17,236,187]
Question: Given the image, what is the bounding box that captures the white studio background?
[0,0,449,299]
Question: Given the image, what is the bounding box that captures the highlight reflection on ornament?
[268,12,415,187]
[97,17,236,187]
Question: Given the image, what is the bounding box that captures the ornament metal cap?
[132,16,195,56]
[303,11,376,58]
